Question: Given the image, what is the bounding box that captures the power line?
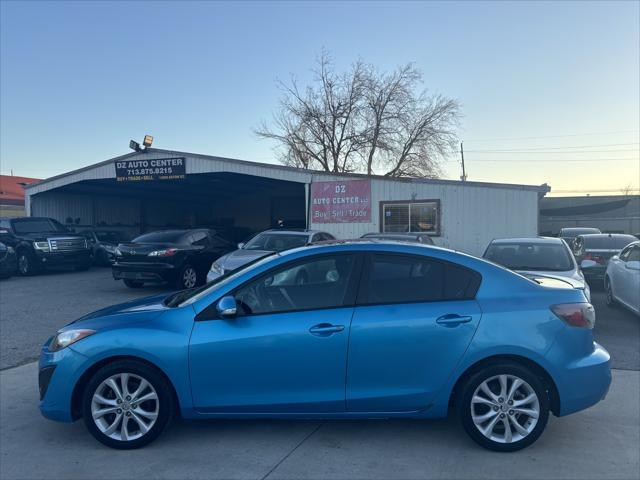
[449,157,639,163]
[464,130,640,143]
[466,142,639,152]
[465,149,639,154]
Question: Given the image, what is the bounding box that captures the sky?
[1,0,638,196]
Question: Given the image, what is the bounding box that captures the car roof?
[576,233,637,239]
[489,236,564,245]
[560,227,600,233]
[260,229,320,236]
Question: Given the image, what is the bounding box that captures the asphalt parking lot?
[2,268,638,371]
[1,268,639,480]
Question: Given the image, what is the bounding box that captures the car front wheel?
[17,251,37,276]
[458,362,549,452]
[605,277,617,307]
[82,360,174,449]
[176,264,198,289]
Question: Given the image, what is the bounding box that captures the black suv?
[112,228,234,289]
[0,217,92,275]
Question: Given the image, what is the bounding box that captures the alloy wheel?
[91,373,159,442]
[17,254,29,275]
[470,374,540,444]
[182,267,197,288]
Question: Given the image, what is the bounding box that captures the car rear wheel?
[123,279,144,288]
[82,360,173,449]
[458,362,549,452]
[176,264,198,289]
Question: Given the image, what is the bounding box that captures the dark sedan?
[79,229,130,266]
[0,242,17,279]
[112,229,234,289]
[573,233,637,282]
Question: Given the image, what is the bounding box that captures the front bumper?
[39,342,90,423]
[206,269,224,283]
[35,250,91,268]
[112,261,176,283]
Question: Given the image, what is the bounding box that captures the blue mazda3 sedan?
[39,241,611,451]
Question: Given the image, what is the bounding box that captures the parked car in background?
[0,241,17,278]
[483,237,590,301]
[0,217,91,275]
[361,232,434,245]
[207,229,335,282]
[605,241,640,315]
[112,229,234,289]
[40,241,610,452]
[558,227,601,248]
[79,229,130,266]
[573,233,638,283]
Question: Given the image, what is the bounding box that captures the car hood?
[217,248,273,271]
[64,293,172,331]
[16,232,84,242]
[516,270,585,289]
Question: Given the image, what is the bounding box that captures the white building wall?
[309,175,539,257]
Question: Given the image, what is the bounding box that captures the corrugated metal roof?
[24,148,550,195]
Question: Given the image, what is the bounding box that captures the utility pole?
[460,142,467,181]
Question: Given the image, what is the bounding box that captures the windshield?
[583,235,637,249]
[168,253,277,307]
[95,231,126,243]
[11,218,67,234]
[133,231,186,244]
[484,242,573,271]
[243,233,308,252]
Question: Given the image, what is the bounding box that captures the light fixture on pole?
[143,135,154,148]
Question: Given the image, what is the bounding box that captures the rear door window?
[358,254,480,305]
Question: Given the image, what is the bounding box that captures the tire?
[457,362,549,452]
[605,277,617,308]
[176,264,198,290]
[124,279,144,288]
[16,250,37,276]
[82,360,174,449]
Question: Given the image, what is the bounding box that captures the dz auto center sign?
[115,157,186,182]
[311,179,371,223]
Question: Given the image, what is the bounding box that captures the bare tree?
[256,52,460,177]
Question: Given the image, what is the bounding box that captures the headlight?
[210,262,224,275]
[148,248,178,257]
[115,247,122,256]
[103,244,115,252]
[49,329,96,352]
[33,241,50,252]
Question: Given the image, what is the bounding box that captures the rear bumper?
[112,262,177,283]
[582,266,606,281]
[552,342,612,416]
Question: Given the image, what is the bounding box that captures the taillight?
[148,248,178,257]
[583,253,605,264]
[551,303,595,329]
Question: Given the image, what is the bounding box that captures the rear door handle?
[436,314,473,326]
[309,323,345,336]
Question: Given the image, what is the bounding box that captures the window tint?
[625,246,640,262]
[11,218,67,234]
[133,231,186,244]
[243,233,309,252]
[582,235,637,249]
[191,231,209,246]
[234,254,357,315]
[484,242,573,271]
[360,254,479,305]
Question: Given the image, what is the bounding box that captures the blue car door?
[346,252,482,412]
[189,253,361,413]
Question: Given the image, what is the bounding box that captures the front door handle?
[309,323,345,336]
[436,314,473,326]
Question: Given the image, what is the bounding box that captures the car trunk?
[117,243,179,263]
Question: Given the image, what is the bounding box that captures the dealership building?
[24,148,549,256]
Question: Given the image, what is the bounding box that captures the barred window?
[381,201,439,234]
